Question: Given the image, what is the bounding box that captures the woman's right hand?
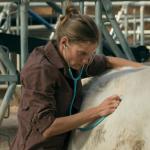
[43,94,122,138]
[96,94,122,118]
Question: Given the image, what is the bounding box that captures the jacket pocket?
[55,91,73,116]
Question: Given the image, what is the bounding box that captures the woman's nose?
[82,57,89,64]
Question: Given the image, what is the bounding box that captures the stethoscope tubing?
[64,44,107,130]
[69,66,107,130]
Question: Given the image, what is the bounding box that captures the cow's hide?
[68,66,150,150]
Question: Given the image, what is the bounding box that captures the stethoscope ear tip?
[64,43,67,47]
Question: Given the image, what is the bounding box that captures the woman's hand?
[97,94,122,117]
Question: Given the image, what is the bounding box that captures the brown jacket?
[10,41,108,150]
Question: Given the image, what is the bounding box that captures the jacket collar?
[44,41,64,69]
[44,41,81,79]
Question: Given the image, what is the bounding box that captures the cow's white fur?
[68,66,150,150]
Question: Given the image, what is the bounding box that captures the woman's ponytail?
[59,1,79,24]
[55,0,99,45]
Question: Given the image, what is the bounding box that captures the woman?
[10,2,145,150]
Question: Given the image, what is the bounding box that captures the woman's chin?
[71,65,82,70]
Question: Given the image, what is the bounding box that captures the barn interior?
[0,1,150,149]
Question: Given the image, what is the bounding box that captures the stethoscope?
[64,43,107,131]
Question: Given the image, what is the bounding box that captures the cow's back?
[68,66,150,150]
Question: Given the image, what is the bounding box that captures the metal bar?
[0,46,16,127]
[110,1,128,36]
[8,2,60,7]
[88,14,150,21]
[0,1,149,3]
[28,9,55,32]
[4,103,10,119]
[145,35,150,38]
[11,24,55,30]
[112,1,150,6]
[124,5,128,40]
[20,0,29,69]
[0,9,19,32]
[8,3,11,34]
[0,60,7,75]
[79,1,84,14]
[15,2,55,32]
[9,52,17,70]
[133,7,136,45]
[0,57,8,92]
[16,5,21,72]
[0,82,16,126]
[101,14,150,20]
[95,0,103,54]
[46,2,62,14]
[140,5,145,45]
[62,0,66,15]
[7,3,13,65]
[0,0,147,2]
[50,19,59,40]
[0,46,16,74]
[112,14,150,20]
[0,1,150,5]
[102,24,125,58]
[129,27,150,35]
[116,30,150,35]
[102,0,136,61]
[105,18,150,25]
[136,25,140,42]
[0,75,17,82]
[129,41,150,46]
[84,5,87,15]
[16,8,20,35]
[112,22,124,40]
[0,132,10,147]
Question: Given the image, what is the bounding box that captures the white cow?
[68,66,150,150]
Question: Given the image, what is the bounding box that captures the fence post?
[95,0,103,54]
[133,7,136,45]
[62,0,66,15]
[79,1,84,14]
[20,0,29,69]
[140,5,145,45]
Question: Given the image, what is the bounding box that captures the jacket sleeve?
[20,63,57,134]
[81,54,108,78]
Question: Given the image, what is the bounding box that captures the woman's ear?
[60,37,69,46]
[59,37,69,54]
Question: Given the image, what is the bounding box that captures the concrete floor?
[0,97,18,150]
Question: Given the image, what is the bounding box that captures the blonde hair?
[54,1,100,75]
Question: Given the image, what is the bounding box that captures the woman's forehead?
[76,42,98,52]
[75,42,98,48]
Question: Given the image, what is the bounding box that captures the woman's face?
[60,41,98,70]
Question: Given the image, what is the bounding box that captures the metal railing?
[0,0,139,128]
[0,45,17,147]
[82,1,150,46]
